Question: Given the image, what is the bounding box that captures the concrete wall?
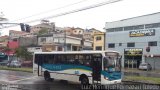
[106,12,160,28]
[19,36,38,47]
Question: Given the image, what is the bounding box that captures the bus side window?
[56,55,61,64]
[48,54,54,64]
[78,54,84,65]
[67,55,74,64]
[54,54,66,64]
[43,54,47,64]
[74,59,80,64]
[61,54,67,64]
[82,54,91,67]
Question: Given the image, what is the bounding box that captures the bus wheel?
[44,71,51,81]
[80,76,89,85]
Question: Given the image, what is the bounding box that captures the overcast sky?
[0,0,160,35]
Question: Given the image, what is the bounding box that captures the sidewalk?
[122,68,160,78]
[122,68,160,84]
[122,68,160,74]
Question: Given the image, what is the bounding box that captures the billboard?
[129,29,155,37]
[124,48,143,56]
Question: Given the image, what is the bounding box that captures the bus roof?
[34,50,120,55]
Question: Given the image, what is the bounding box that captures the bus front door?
[38,61,43,76]
[92,57,101,83]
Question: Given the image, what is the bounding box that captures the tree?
[15,47,32,61]
[38,27,48,35]
[1,46,12,54]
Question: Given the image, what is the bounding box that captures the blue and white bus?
[33,50,122,85]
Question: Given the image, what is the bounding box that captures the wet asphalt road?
[0,70,160,90]
[0,70,81,90]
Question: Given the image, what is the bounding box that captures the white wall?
[106,12,160,28]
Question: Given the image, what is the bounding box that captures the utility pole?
[64,30,66,52]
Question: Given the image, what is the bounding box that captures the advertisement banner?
[129,29,155,37]
[124,48,143,56]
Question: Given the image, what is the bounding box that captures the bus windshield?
[103,53,121,72]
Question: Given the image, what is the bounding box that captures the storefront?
[124,48,143,68]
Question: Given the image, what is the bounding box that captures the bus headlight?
[104,76,108,80]
[104,68,108,71]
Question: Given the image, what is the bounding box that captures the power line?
[26,0,122,23]
[2,0,122,29]
[10,0,89,22]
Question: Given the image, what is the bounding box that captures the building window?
[119,43,122,46]
[124,26,134,31]
[108,43,115,48]
[96,46,102,50]
[35,47,40,49]
[127,42,135,47]
[148,41,157,46]
[107,27,123,32]
[41,38,46,42]
[58,46,63,51]
[133,25,144,30]
[107,28,115,32]
[114,27,123,32]
[96,36,101,41]
[145,23,160,29]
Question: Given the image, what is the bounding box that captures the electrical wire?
[10,0,89,22]
[25,0,122,24]
[2,0,122,29]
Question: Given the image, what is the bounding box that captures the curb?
[122,80,160,85]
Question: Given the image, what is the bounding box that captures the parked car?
[139,63,152,71]
[21,61,33,67]
[0,60,8,66]
[7,60,21,68]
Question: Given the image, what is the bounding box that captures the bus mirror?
[118,56,122,60]
[119,55,122,59]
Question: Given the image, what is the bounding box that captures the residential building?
[9,30,29,41]
[27,46,42,53]
[19,35,38,47]
[93,32,105,51]
[0,35,9,47]
[105,12,160,70]
[83,28,101,41]
[30,20,55,34]
[63,27,84,35]
[37,33,93,51]
[72,27,84,35]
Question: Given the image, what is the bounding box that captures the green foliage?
[124,76,160,84]
[15,47,32,61]
[38,27,48,35]
[1,46,12,52]
[0,66,32,73]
